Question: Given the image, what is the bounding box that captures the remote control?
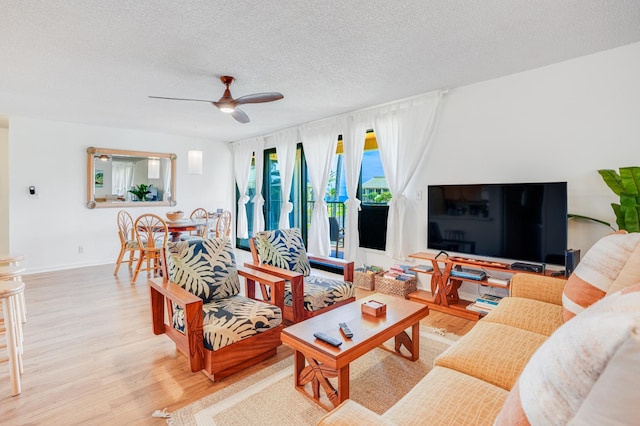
[339,322,353,338]
[313,332,342,347]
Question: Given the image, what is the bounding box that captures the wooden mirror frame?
[86,147,177,209]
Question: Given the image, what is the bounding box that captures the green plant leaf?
[598,169,624,195]
[612,203,625,230]
[619,167,640,195]
[620,193,637,208]
[624,205,640,232]
[566,214,614,230]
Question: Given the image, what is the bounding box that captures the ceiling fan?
[149,75,283,124]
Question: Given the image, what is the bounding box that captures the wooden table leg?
[394,322,421,360]
[337,364,350,403]
[410,322,420,361]
[294,352,345,410]
[293,350,305,389]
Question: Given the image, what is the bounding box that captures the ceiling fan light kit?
[149,75,283,123]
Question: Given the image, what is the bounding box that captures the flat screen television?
[427,182,567,265]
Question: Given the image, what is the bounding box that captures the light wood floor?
[0,263,474,425]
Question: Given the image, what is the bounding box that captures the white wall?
[362,42,640,298]
[0,126,8,254]
[7,42,640,280]
[8,117,233,272]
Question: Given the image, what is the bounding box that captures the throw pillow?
[562,231,640,321]
[495,284,640,425]
[167,237,240,303]
[254,228,311,276]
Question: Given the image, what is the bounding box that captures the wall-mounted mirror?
[86,147,177,209]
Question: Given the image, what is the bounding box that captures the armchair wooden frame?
[148,267,286,381]
[245,237,355,324]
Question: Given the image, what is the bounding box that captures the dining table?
[166,218,211,242]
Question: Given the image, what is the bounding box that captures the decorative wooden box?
[361,300,387,317]
[353,269,382,290]
[374,274,418,299]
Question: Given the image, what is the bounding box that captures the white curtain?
[301,118,342,256]
[112,161,134,197]
[161,159,172,202]
[373,92,443,259]
[233,138,261,239]
[252,137,266,234]
[343,111,370,264]
[273,128,299,229]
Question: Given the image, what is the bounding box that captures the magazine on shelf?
[473,301,497,311]
[466,304,491,315]
[412,264,434,273]
[477,294,503,305]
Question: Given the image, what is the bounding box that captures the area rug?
[167,331,456,426]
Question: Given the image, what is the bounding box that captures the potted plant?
[129,183,153,201]
[598,166,640,232]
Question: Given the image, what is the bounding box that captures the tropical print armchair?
[149,237,284,381]
[249,228,355,323]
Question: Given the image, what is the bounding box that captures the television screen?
[427,182,567,265]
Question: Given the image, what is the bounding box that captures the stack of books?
[356,264,384,274]
[466,293,504,315]
[383,264,416,281]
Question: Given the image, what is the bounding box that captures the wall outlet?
[28,185,39,199]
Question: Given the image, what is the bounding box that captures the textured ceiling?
[1,1,639,142]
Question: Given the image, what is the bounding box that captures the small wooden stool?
[0,255,27,325]
[0,280,25,396]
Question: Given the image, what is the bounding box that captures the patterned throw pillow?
[167,237,240,303]
[495,284,640,425]
[254,228,311,276]
[562,231,640,321]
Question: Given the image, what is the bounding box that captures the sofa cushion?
[285,274,355,312]
[254,228,311,276]
[562,231,640,321]
[434,321,548,390]
[508,273,566,305]
[167,238,240,303]
[495,284,640,425]
[481,297,563,336]
[382,366,508,426]
[173,294,282,351]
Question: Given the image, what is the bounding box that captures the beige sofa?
[318,231,640,425]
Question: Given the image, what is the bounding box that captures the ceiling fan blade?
[235,92,284,105]
[231,109,250,124]
[149,96,215,103]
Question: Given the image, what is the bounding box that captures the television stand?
[407,252,560,321]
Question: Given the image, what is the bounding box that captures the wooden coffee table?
[281,293,429,410]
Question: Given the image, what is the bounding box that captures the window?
[236,156,256,250]
[264,145,308,239]
[358,131,390,250]
[236,132,391,253]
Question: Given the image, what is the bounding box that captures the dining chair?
[114,210,139,275]
[132,214,168,284]
[180,207,208,241]
[213,210,232,239]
